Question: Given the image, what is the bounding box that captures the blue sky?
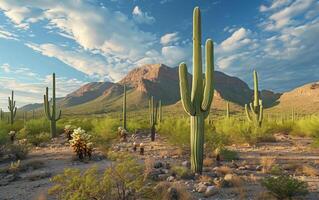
[0,0,318,109]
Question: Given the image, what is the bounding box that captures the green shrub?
[91,117,120,146]
[262,175,308,200]
[8,142,30,160]
[49,152,148,200]
[0,120,24,145]
[171,166,194,179]
[292,116,319,137]
[158,117,190,146]
[220,148,239,161]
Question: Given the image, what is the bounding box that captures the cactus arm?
[44,87,52,120]
[191,7,203,112]
[258,100,263,124]
[179,63,195,115]
[249,102,257,116]
[13,107,17,118]
[201,39,214,112]
[245,104,252,122]
[56,109,62,121]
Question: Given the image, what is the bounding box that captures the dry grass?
[199,175,213,183]
[154,181,194,200]
[229,175,247,199]
[296,164,319,177]
[256,191,276,200]
[260,156,276,173]
[216,166,232,175]
[143,157,155,181]
[203,157,214,167]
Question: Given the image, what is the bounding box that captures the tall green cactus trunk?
[8,91,17,125]
[179,7,214,174]
[122,85,127,130]
[245,70,263,127]
[0,108,3,121]
[149,96,158,141]
[44,73,62,138]
[226,101,230,119]
[158,100,162,123]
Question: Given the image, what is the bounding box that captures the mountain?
[19,103,43,111]
[21,63,281,114]
[271,82,319,114]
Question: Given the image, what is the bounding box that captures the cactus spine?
[122,85,127,130]
[44,73,61,138]
[8,91,17,125]
[245,70,263,127]
[179,7,214,173]
[149,96,158,141]
[226,101,230,119]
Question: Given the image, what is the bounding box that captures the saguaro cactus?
[149,96,158,141]
[44,73,62,138]
[158,100,162,123]
[8,91,17,125]
[122,85,127,130]
[226,101,230,119]
[179,7,214,173]
[245,70,263,127]
[0,108,3,121]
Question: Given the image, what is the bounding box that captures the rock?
[195,182,209,193]
[21,171,51,181]
[154,161,163,169]
[202,167,211,172]
[167,187,178,200]
[145,169,162,181]
[238,166,246,170]
[182,161,190,168]
[256,165,262,171]
[0,174,16,186]
[204,186,218,197]
[224,174,234,182]
[158,174,170,181]
[167,176,175,182]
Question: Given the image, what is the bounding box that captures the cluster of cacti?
[8,91,17,125]
[179,7,214,173]
[122,85,127,130]
[44,73,62,138]
[149,96,159,141]
[69,127,93,160]
[245,70,263,127]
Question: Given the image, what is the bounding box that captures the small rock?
[204,186,218,197]
[256,165,262,171]
[224,174,234,182]
[154,161,163,169]
[167,176,175,182]
[195,182,209,193]
[182,161,191,168]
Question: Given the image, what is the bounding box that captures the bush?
[261,175,308,200]
[158,117,190,146]
[92,117,120,146]
[8,142,30,160]
[18,119,51,145]
[292,116,319,137]
[0,120,24,145]
[171,166,194,179]
[49,152,149,200]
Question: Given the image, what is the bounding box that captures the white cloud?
[260,0,292,12]
[0,63,10,72]
[0,27,18,40]
[132,6,155,24]
[160,32,179,45]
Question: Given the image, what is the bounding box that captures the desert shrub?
[0,120,24,144]
[220,148,239,161]
[58,118,93,132]
[127,118,149,133]
[153,182,194,200]
[158,117,190,146]
[17,119,52,145]
[292,116,319,137]
[49,152,149,200]
[171,166,194,179]
[69,128,93,160]
[92,117,120,146]
[261,175,308,200]
[8,141,30,160]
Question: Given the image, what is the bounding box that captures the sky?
[0,0,318,110]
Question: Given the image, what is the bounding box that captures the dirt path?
[0,136,111,200]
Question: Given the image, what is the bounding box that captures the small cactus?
[245,70,263,127]
[8,91,17,125]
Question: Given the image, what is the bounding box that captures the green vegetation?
[262,175,308,200]
[178,7,214,173]
[44,73,62,138]
[8,90,17,125]
[245,70,264,127]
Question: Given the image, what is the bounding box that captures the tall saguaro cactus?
[0,108,3,121]
[8,91,17,125]
[179,7,214,173]
[122,85,127,130]
[158,100,162,123]
[44,73,62,138]
[245,70,263,127]
[149,96,158,141]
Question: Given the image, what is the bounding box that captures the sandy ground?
[0,132,318,200]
